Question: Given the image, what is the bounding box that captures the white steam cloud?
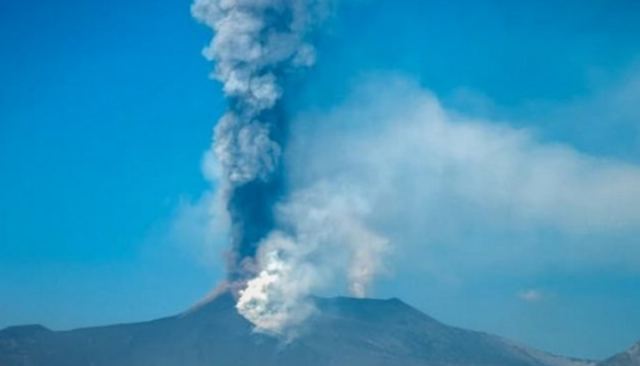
[287,76,640,277]
[237,183,389,335]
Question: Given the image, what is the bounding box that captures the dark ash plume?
[192,1,390,335]
[191,0,326,280]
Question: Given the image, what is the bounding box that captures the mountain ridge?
[0,293,623,366]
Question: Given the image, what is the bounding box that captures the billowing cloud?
[236,182,389,336]
[286,75,640,278]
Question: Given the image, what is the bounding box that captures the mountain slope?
[0,294,591,366]
[599,342,640,366]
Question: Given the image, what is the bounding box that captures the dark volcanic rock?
[0,294,591,366]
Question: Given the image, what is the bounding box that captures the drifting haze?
[287,76,640,275]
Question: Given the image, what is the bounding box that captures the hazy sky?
[1,0,639,360]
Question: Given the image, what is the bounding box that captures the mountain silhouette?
[0,293,598,366]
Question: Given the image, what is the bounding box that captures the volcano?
[0,293,599,366]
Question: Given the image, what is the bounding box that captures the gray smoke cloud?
[192,0,380,336]
[191,0,328,279]
[192,0,321,185]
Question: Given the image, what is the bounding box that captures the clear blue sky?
[1,0,639,360]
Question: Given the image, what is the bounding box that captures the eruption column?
[192,0,324,281]
[193,0,389,335]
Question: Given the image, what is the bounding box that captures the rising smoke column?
[192,0,389,336]
[191,0,325,281]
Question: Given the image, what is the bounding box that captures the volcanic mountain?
[0,293,597,366]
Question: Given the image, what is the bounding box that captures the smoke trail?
[191,0,326,280]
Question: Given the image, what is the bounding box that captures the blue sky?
[1,0,639,360]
